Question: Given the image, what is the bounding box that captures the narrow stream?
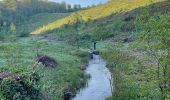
[73,54,112,100]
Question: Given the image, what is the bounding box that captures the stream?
[73,54,113,100]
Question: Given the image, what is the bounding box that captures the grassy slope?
[38,1,170,47]
[18,13,69,33]
[97,1,170,99]
[31,0,163,34]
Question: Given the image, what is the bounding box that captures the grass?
[99,41,162,99]
[31,0,163,34]
[0,36,89,99]
[18,13,69,34]
[0,0,170,99]
[96,2,170,99]
[29,1,170,47]
[28,1,169,99]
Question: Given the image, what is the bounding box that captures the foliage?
[137,14,170,99]
[18,13,69,33]
[96,3,170,99]
[0,73,41,100]
[0,38,89,99]
[100,43,163,99]
[0,0,169,99]
[0,0,81,25]
[31,0,162,34]
[0,0,82,36]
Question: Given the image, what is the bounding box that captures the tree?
[0,0,74,35]
[60,1,67,12]
[10,23,16,32]
[3,0,17,11]
[73,4,79,10]
[94,24,109,41]
[67,4,72,12]
[138,15,170,99]
[77,4,81,9]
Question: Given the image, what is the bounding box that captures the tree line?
[0,0,82,26]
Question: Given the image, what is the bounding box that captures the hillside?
[31,1,170,47]
[17,13,69,34]
[31,0,163,34]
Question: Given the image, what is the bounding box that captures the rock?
[93,50,100,55]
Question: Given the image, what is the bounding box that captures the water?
[73,54,112,100]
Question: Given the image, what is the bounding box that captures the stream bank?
[73,54,113,100]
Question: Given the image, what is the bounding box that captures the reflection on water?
[73,54,112,100]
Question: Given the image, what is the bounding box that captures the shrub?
[0,73,41,100]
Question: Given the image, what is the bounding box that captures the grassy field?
[0,35,90,99]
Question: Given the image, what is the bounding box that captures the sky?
[48,0,110,7]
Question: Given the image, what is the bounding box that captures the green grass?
[31,0,163,34]
[74,1,170,99]
[97,2,170,99]
[0,0,170,99]
[99,41,162,100]
[0,36,89,99]
[18,13,69,34]
[29,1,170,46]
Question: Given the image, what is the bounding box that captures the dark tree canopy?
[0,0,82,26]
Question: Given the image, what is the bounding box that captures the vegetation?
[0,37,89,99]
[0,0,83,37]
[17,13,69,35]
[137,14,170,99]
[0,0,169,99]
[31,0,162,34]
[100,1,170,100]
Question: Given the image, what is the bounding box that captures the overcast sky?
[48,0,110,7]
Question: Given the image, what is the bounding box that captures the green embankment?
[0,36,90,99]
[98,1,170,99]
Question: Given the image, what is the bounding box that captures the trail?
[73,54,112,100]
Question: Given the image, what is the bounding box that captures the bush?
[0,73,41,100]
[17,32,29,37]
[75,50,90,63]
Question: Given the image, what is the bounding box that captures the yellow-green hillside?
[31,0,163,34]
[18,13,69,33]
